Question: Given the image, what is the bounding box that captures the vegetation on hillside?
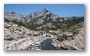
[4,16,84,32]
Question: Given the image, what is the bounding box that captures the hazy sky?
[4,4,84,17]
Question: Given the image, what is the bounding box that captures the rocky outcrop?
[4,8,84,31]
[4,22,31,39]
[4,22,42,50]
[4,8,84,50]
[4,22,32,50]
[4,8,64,23]
[52,27,84,50]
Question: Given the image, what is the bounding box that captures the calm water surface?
[41,39,56,50]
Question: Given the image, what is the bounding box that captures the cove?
[41,39,56,50]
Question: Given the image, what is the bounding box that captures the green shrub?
[4,19,10,22]
[57,36,64,42]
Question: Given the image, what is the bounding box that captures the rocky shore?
[4,22,56,50]
[51,27,84,50]
[4,22,84,50]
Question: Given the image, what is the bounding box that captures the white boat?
[40,40,44,43]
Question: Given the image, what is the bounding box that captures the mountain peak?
[42,8,49,13]
[11,11,16,14]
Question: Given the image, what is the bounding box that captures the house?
[30,31,40,36]
[63,32,73,40]
[58,33,63,36]
[53,38,59,43]
[49,30,60,35]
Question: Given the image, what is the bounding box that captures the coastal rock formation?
[52,27,84,50]
[4,8,84,50]
[4,22,31,39]
[4,22,33,50]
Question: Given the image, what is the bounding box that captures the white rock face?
[4,22,33,50]
[52,27,84,50]
[4,8,65,23]
[4,22,31,37]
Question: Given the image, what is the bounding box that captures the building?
[63,32,73,40]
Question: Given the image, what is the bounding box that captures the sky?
[4,4,84,17]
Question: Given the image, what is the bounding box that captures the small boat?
[40,40,43,43]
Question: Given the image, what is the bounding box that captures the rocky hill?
[4,22,42,50]
[52,23,84,50]
[4,8,63,23]
[4,8,84,50]
[4,8,84,31]
[60,27,84,50]
[4,21,84,50]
